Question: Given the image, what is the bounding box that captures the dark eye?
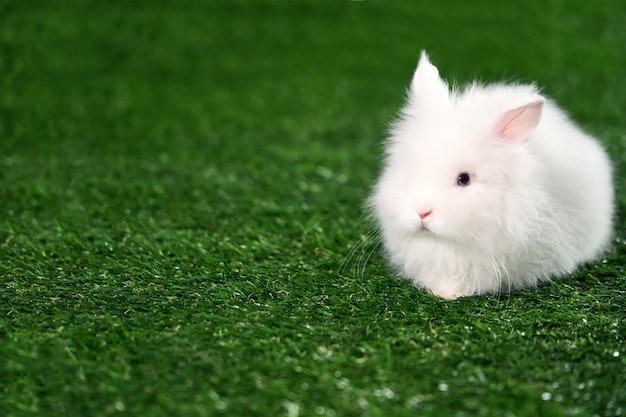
[457,172,471,187]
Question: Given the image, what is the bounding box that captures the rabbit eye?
[457,172,471,187]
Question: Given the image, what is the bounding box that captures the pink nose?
[418,210,432,220]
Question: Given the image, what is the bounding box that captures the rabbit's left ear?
[495,97,544,143]
[409,51,449,107]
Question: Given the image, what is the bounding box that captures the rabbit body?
[370,53,614,299]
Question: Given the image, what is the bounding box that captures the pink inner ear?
[497,101,544,142]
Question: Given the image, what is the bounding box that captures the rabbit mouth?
[416,224,435,234]
[416,217,435,232]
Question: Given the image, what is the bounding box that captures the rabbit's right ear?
[495,97,544,143]
[409,51,449,107]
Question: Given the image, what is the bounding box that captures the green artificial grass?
[1,1,625,416]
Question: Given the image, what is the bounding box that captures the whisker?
[339,227,381,282]
[356,233,382,281]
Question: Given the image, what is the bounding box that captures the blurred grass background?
[1,1,625,416]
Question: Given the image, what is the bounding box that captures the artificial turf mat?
[1,1,625,416]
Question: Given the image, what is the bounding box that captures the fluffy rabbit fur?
[370,52,614,299]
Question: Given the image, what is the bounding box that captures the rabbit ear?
[496,97,545,143]
[409,52,449,106]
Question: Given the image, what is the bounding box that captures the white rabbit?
[370,52,614,299]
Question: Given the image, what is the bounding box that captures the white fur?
[370,52,614,299]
